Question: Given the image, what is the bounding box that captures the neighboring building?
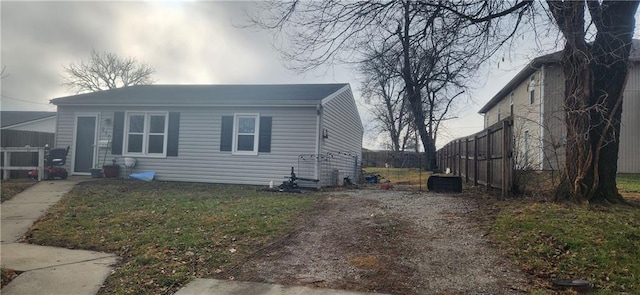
[50,84,363,186]
[479,42,640,173]
[1,111,56,133]
[1,111,57,178]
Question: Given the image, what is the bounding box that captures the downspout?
[539,65,545,170]
[315,104,322,184]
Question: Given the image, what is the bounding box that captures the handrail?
[1,146,45,181]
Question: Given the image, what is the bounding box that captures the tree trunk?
[398,1,437,170]
[554,1,638,203]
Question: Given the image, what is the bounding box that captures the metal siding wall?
[619,65,640,173]
[540,64,640,173]
[60,106,319,185]
[320,89,363,185]
[542,65,566,171]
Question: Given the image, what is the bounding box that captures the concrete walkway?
[175,279,388,295]
[1,177,119,295]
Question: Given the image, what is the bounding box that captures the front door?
[73,115,97,174]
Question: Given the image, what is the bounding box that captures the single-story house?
[479,41,640,173]
[50,84,363,186]
[1,111,56,133]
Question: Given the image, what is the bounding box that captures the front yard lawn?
[491,202,640,294]
[25,180,317,294]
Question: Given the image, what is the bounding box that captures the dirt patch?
[220,189,529,294]
[1,268,22,288]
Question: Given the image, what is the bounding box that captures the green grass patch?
[1,180,35,202]
[491,202,640,293]
[26,180,317,294]
[363,167,430,188]
[617,174,640,193]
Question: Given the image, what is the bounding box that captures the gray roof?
[1,111,56,128]
[51,84,350,106]
[478,40,640,113]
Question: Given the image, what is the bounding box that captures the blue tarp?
[129,171,155,182]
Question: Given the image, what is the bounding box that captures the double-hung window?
[124,112,168,157]
[232,114,260,155]
[509,92,514,115]
[529,75,536,105]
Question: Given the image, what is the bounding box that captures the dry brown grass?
[1,180,35,202]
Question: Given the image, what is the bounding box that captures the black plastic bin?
[427,175,462,193]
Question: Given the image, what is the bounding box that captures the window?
[509,92,514,115]
[529,89,535,104]
[232,114,260,155]
[497,106,502,121]
[124,112,168,156]
[529,75,536,105]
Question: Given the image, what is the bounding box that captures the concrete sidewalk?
[1,179,78,243]
[1,177,119,295]
[175,279,388,295]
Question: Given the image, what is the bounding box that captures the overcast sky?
[3,1,636,149]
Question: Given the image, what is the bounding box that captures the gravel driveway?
[227,189,529,294]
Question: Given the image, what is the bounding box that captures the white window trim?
[232,113,260,156]
[123,111,169,158]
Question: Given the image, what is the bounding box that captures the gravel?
[229,189,529,294]
[348,189,529,294]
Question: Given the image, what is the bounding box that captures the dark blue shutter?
[220,116,233,151]
[258,117,272,153]
[111,112,125,155]
[167,112,180,156]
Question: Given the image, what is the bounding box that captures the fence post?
[37,147,45,181]
[457,140,462,176]
[501,121,510,200]
[486,128,492,190]
[2,151,10,180]
[465,138,469,183]
[473,135,478,186]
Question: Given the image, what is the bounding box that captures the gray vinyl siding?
[56,105,319,185]
[619,64,640,173]
[320,87,364,186]
[542,64,640,173]
[54,107,77,171]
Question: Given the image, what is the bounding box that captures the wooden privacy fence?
[436,119,513,199]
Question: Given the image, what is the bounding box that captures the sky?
[2,1,628,149]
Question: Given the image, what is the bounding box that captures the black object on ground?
[279,167,319,192]
[552,279,590,293]
[427,175,462,193]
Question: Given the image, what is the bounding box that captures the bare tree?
[546,1,639,203]
[360,51,413,152]
[62,49,155,93]
[245,1,530,170]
